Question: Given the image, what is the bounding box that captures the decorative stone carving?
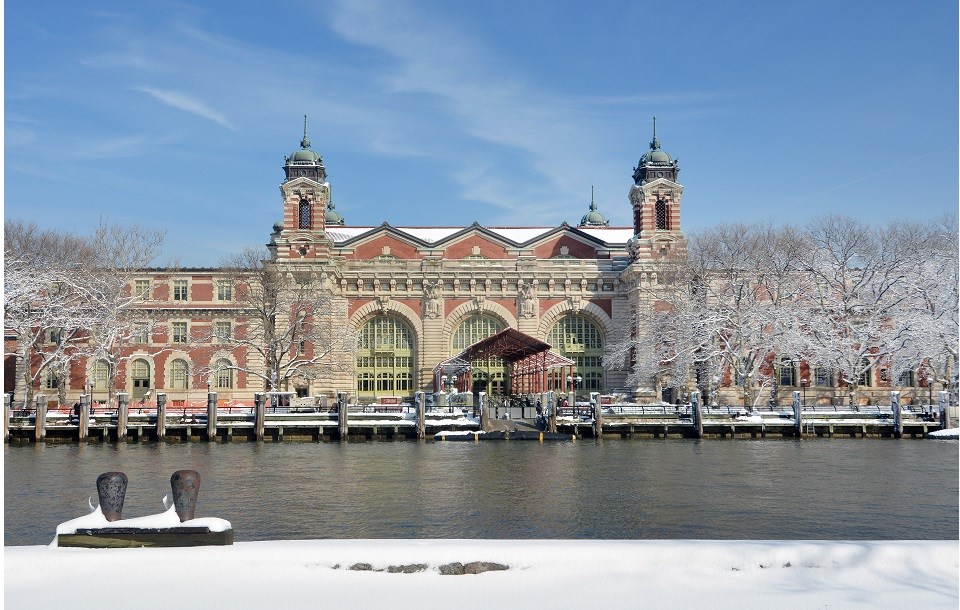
[518,280,537,319]
[423,280,442,319]
[570,295,583,313]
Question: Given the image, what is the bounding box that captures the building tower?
[270,116,332,261]
[628,117,684,259]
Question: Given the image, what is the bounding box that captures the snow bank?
[929,428,960,439]
[5,539,956,609]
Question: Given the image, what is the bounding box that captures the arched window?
[214,358,233,389]
[298,197,311,230]
[655,198,668,230]
[547,315,604,393]
[777,357,797,387]
[170,359,189,390]
[93,360,111,390]
[452,314,506,395]
[131,358,151,399]
[355,316,416,399]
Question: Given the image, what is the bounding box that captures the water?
[5,439,957,546]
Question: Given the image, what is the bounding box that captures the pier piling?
[254,393,265,441]
[337,392,348,441]
[79,394,90,442]
[207,391,218,442]
[792,391,801,437]
[891,391,902,438]
[117,393,129,441]
[34,394,47,442]
[156,393,167,440]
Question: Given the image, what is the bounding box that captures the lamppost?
[927,375,934,413]
[801,378,808,408]
[566,374,582,414]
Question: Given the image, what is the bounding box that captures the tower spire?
[590,185,597,211]
[301,114,311,149]
[650,116,660,150]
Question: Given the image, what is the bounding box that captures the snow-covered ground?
[5,539,957,609]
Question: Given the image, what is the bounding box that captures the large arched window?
[131,358,151,399]
[452,314,506,395]
[93,360,111,390]
[547,315,605,393]
[170,359,189,390]
[356,316,416,399]
[214,358,234,389]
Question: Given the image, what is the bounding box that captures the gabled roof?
[326,224,634,248]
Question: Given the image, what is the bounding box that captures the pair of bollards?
[96,470,201,523]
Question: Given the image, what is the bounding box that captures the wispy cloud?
[325,0,700,224]
[135,86,237,130]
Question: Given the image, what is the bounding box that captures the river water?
[5,439,958,546]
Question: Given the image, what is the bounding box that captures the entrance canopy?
[432,328,575,394]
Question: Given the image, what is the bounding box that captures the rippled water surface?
[5,439,957,545]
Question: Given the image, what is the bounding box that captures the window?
[131,359,151,399]
[132,322,150,344]
[45,369,59,390]
[173,279,189,301]
[655,198,668,230]
[897,370,916,387]
[93,361,111,390]
[216,280,233,301]
[299,197,311,229]
[547,315,605,393]
[171,321,188,344]
[355,316,416,398]
[814,366,833,387]
[858,359,872,387]
[214,359,233,389]
[777,358,797,387]
[451,314,506,395]
[170,359,189,390]
[214,321,232,343]
[46,328,62,344]
[134,279,151,300]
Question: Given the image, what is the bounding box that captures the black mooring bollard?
[170,470,201,522]
[96,472,128,522]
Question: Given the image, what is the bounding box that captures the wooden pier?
[4,392,478,444]
[3,391,949,444]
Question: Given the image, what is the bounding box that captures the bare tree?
[4,219,165,407]
[199,247,355,395]
[792,215,921,405]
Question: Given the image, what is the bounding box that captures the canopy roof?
[458,328,552,363]
[432,328,575,390]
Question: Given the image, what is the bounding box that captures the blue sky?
[5,0,957,267]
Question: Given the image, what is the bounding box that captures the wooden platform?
[57,527,234,548]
